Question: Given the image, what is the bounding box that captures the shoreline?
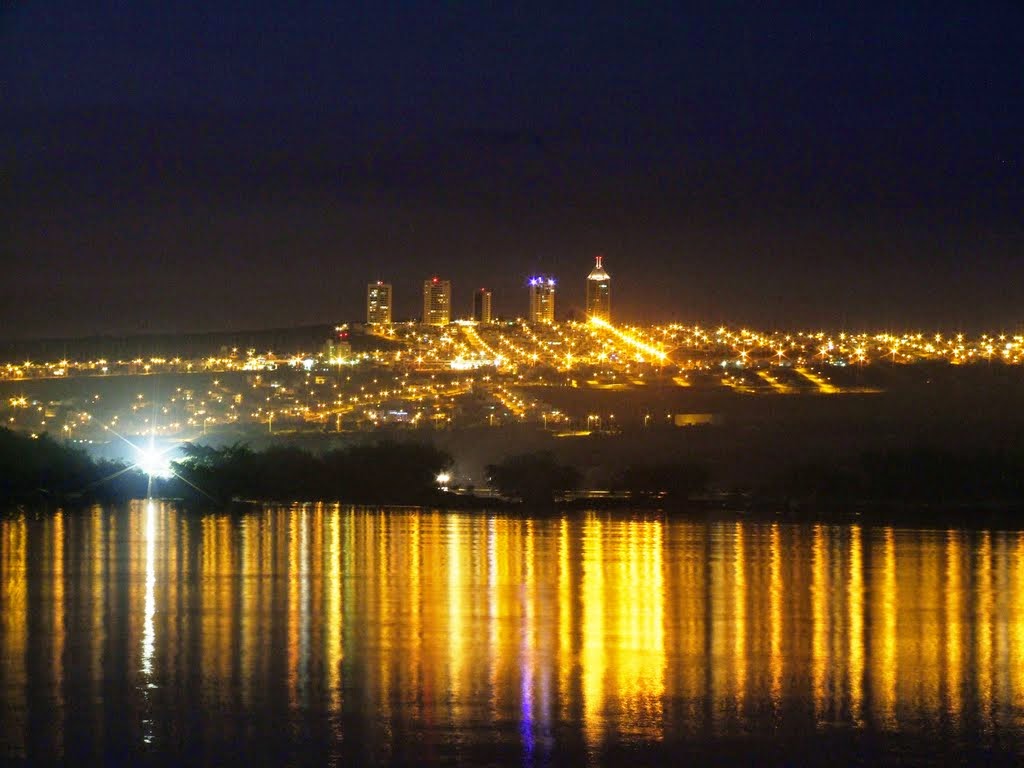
[6,493,1024,530]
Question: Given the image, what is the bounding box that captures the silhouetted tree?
[486,452,581,504]
[0,427,146,503]
[170,440,451,505]
[771,446,1024,504]
[616,462,710,502]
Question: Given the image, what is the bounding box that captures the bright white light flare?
[137,448,174,479]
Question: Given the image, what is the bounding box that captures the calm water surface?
[3,503,1024,765]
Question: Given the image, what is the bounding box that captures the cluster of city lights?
[3,316,1023,443]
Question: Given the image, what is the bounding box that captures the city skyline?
[4,6,1024,766]
[365,259,610,325]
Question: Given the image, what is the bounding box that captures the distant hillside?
[0,324,340,362]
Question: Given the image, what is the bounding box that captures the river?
[3,503,1024,765]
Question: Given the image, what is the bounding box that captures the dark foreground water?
[3,503,1024,766]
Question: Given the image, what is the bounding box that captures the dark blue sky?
[2,2,1022,336]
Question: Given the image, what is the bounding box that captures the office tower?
[473,288,492,323]
[422,277,451,325]
[366,281,392,324]
[528,276,556,324]
[585,255,611,322]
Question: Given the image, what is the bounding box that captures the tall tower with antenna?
[585,255,611,322]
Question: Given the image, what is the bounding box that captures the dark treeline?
[768,446,1024,510]
[4,424,1024,516]
[485,452,582,505]
[0,428,453,508]
[483,452,712,507]
[168,441,451,505]
[0,427,147,504]
[612,462,711,503]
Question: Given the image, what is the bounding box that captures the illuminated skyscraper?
[366,281,392,324]
[585,255,611,322]
[528,276,556,324]
[422,277,451,325]
[473,288,492,323]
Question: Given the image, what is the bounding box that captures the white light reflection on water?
[142,501,156,675]
[141,500,157,746]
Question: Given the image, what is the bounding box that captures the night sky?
[2,2,1022,338]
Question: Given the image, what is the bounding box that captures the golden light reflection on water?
[447,516,464,713]
[50,510,65,756]
[1014,533,1024,715]
[581,515,606,751]
[811,524,828,723]
[6,508,1024,761]
[945,530,963,720]
[730,522,745,717]
[875,526,898,728]
[848,525,863,725]
[769,524,782,709]
[325,508,342,712]
[668,521,705,732]
[1,512,27,753]
[88,507,106,751]
[557,518,571,726]
[977,530,994,729]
